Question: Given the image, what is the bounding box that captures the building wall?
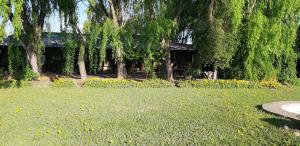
[172,50,194,78]
[0,46,8,71]
[43,47,64,73]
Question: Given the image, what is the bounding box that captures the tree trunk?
[165,48,174,81]
[108,0,126,79]
[161,38,173,81]
[115,46,126,79]
[209,0,215,23]
[21,26,43,75]
[78,43,87,80]
[25,48,40,75]
[117,60,126,79]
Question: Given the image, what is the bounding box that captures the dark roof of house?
[0,32,73,48]
[1,32,194,51]
[170,43,193,51]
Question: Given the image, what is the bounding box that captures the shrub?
[0,79,18,88]
[177,79,263,89]
[83,78,174,88]
[259,80,282,89]
[0,68,4,80]
[277,78,300,87]
[0,79,32,89]
[83,78,140,88]
[53,78,75,87]
[11,66,39,81]
[21,67,39,81]
[294,79,300,86]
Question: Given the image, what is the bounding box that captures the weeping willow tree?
[84,0,191,80]
[7,43,26,78]
[123,14,174,78]
[191,0,300,82]
[85,0,131,79]
[62,38,77,75]
[0,15,6,41]
[116,0,168,78]
[59,1,88,79]
[84,21,101,74]
[0,0,78,77]
[84,18,123,75]
[239,0,300,83]
[192,0,245,80]
[123,0,192,80]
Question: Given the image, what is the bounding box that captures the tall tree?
[165,0,194,81]
[192,0,245,80]
[135,0,192,81]
[125,0,174,79]
[241,0,300,83]
[65,1,88,78]
[85,0,131,79]
[0,0,78,76]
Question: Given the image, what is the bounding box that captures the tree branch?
[6,0,14,22]
[108,0,119,26]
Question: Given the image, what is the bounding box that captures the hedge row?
[177,79,282,89]
[82,78,174,88]
[1,78,284,89]
[82,78,282,89]
[53,78,75,87]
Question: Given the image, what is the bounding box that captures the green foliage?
[8,44,25,75]
[177,79,282,89]
[83,78,140,88]
[85,0,181,77]
[293,79,300,86]
[143,56,157,78]
[36,39,46,69]
[192,0,244,70]
[8,44,38,81]
[83,78,174,88]
[0,2,8,41]
[123,15,175,77]
[110,22,124,63]
[0,25,5,41]
[85,0,130,76]
[1,0,79,75]
[86,22,102,73]
[142,17,174,77]
[0,79,18,88]
[21,66,39,81]
[0,79,32,89]
[53,78,75,87]
[63,39,76,75]
[190,0,300,83]
[85,19,123,73]
[239,0,300,83]
[178,79,259,89]
[0,0,23,38]
[259,80,283,89]
[0,67,4,80]
[1,0,300,84]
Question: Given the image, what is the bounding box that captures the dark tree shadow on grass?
[0,80,22,89]
[255,105,264,112]
[256,104,300,130]
[261,118,300,130]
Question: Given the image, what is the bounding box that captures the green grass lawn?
[0,87,300,145]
